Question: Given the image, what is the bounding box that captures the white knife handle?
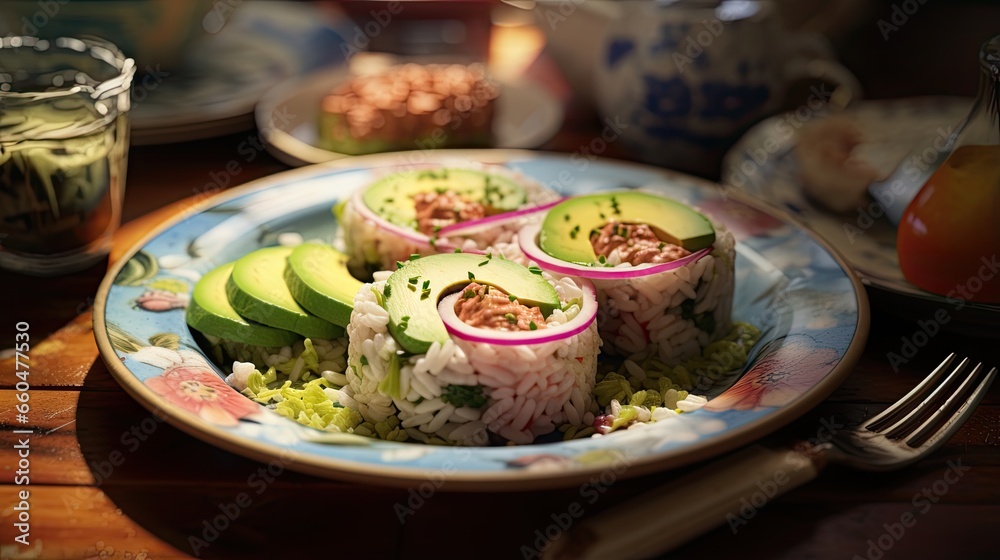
[544,444,823,560]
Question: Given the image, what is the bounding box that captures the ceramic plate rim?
[94,149,869,491]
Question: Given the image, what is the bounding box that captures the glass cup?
[0,36,135,276]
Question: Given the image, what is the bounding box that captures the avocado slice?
[284,243,362,327]
[186,263,301,348]
[384,253,560,354]
[539,191,716,265]
[226,246,345,339]
[362,168,527,229]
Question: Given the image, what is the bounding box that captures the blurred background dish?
[534,0,871,114]
[0,1,356,145]
[256,54,563,167]
[0,0,212,72]
[128,1,353,145]
[722,95,1000,331]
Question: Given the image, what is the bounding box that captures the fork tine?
[906,366,996,449]
[904,363,985,446]
[881,357,970,439]
[865,353,957,431]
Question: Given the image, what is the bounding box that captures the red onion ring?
[517,223,713,279]
[438,279,597,346]
[436,198,567,239]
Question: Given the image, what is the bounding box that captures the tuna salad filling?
[590,222,691,266]
[413,190,487,235]
[453,282,547,331]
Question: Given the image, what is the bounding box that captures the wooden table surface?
[1,123,998,560]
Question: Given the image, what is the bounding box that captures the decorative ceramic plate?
[723,96,999,330]
[94,150,868,490]
[255,62,564,167]
[131,1,352,145]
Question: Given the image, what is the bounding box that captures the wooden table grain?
[1,129,997,560]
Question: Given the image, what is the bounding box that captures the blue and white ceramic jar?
[595,0,860,177]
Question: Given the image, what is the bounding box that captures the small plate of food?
[723,96,999,331]
[255,56,564,167]
[94,150,867,490]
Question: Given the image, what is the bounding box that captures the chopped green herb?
[454,248,462,253]
[433,225,441,233]
[385,197,394,203]
[598,255,607,264]
[564,214,571,222]
[396,261,405,269]
[408,276,419,285]
[441,384,487,408]
[528,266,543,275]
[463,289,476,299]
[599,212,606,220]
[360,355,369,366]
[407,284,416,292]
[658,242,666,250]
[508,294,517,302]
[422,280,430,290]
[420,289,431,300]
[529,321,538,331]
[409,254,420,261]
[505,313,517,324]
[383,284,391,298]
[468,271,475,280]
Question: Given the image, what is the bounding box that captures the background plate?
[94,150,868,491]
[256,64,564,167]
[723,96,999,332]
[131,1,352,145]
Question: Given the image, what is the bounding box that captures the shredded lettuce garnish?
[589,321,761,436]
[242,370,361,433]
[229,338,359,433]
[354,416,408,441]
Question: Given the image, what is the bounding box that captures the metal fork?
[544,354,996,560]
